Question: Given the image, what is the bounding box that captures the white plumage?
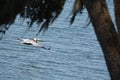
[18,38,50,50]
[21,38,41,47]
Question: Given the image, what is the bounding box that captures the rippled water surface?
[0,0,112,80]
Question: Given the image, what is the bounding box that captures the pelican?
[18,38,50,50]
[21,38,40,45]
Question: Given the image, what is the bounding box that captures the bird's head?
[33,38,40,43]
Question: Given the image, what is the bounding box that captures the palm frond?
[0,0,66,35]
[21,0,66,34]
[0,0,25,25]
[70,0,84,24]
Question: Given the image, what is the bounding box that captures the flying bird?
[18,38,50,50]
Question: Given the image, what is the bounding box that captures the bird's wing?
[32,42,40,46]
[21,39,32,44]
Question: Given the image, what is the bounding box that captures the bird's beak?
[39,39,45,42]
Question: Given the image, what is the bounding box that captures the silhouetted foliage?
[24,0,65,33]
[0,0,66,35]
[0,0,25,25]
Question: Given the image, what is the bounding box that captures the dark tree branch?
[83,0,120,79]
[114,0,120,42]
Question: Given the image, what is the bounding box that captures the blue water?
[0,0,111,80]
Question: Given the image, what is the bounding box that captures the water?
[0,0,111,80]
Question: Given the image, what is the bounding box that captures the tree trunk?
[114,0,120,42]
[83,0,120,80]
